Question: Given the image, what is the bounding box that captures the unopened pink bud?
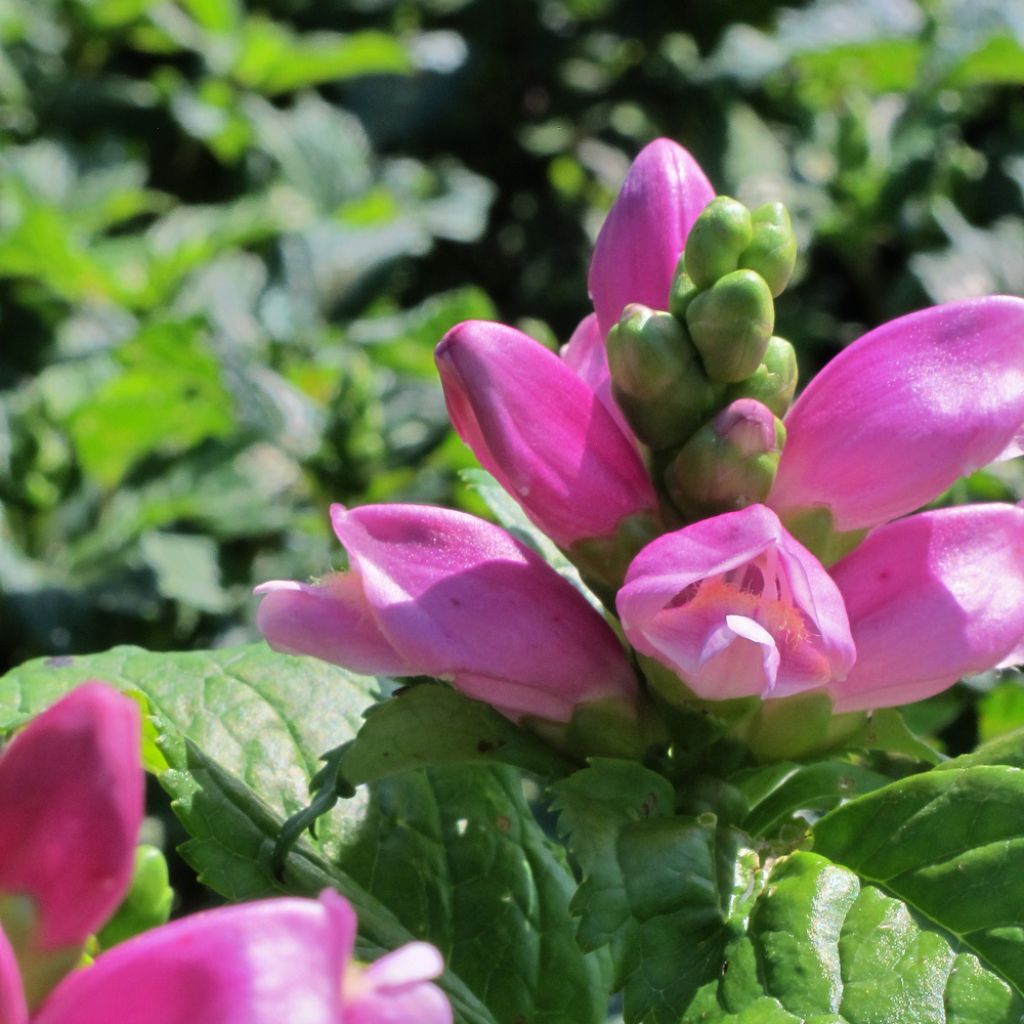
[0,683,142,952]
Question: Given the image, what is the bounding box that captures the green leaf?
[808,766,1024,1019]
[552,759,756,1023]
[233,20,411,95]
[687,842,1024,1023]
[731,760,893,839]
[164,735,497,1024]
[68,322,235,487]
[977,680,1024,743]
[839,707,942,765]
[341,683,573,784]
[341,764,609,1024]
[0,645,376,858]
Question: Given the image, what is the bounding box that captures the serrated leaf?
[0,644,377,858]
[340,764,608,1024]
[552,759,756,1023]
[163,737,497,1024]
[341,683,573,785]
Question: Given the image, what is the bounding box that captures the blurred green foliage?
[3,0,1024,751]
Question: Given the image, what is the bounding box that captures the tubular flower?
[769,296,1024,536]
[0,686,452,1024]
[435,320,656,550]
[617,505,855,702]
[619,503,1024,712]
[256,502,638,725]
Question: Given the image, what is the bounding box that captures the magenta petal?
[828,504,1024,712]
[346,943,451,1024]
[33,895,351,1024]
[618,505,854,700]
[0,683,142,950]
[560,313,633,440]
[0,929,27,1024]
[588,138,715,337]
[771,297,1024,531]
[436,320,656,547]
[332,503,638,720]
[255,577,415,676]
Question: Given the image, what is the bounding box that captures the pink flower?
[0,685,451,1024]
[617,505,855,701]
[0,683,142,954]
[435,320,656,549]
[9,892,451,1024]
[256,502,638,723]
[769,296,1024,533]
[618,503,1024,711]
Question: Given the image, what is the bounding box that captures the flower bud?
[739,202,797,297]
[724,335,798,417]
[684,197,752,288]
[685,269,775,383]
[606,304,720,449]
[666,399,786,519]
[668,259,700,320]
[436,320,657,548]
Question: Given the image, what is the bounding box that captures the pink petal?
[560,313,634,440]
[0,929,28,1024]
[618,505,854,700]
[435,320,656,547]
[255,576,414,676]
[588,138,715,337]
[771,297,1024,531]
[362,943,444,989]
[828,504,1024,712]
[33,894,352,1024]
[0,683,142,950]
[346,983,452,1024]
[332,503,638,720]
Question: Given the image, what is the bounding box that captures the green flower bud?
[97,845,174,949]
[724,335,798,417]
[739,202,797,297]
[668,258,700,320]
[606,303,721,449]
[685,269,775,383]
[684,196,752,288]
[666,398,786,519]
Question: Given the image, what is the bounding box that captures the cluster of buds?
[606,196,798,527]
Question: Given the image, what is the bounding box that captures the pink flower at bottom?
[4,891,450,1024]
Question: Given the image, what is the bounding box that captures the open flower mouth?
[619,504,856,703]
